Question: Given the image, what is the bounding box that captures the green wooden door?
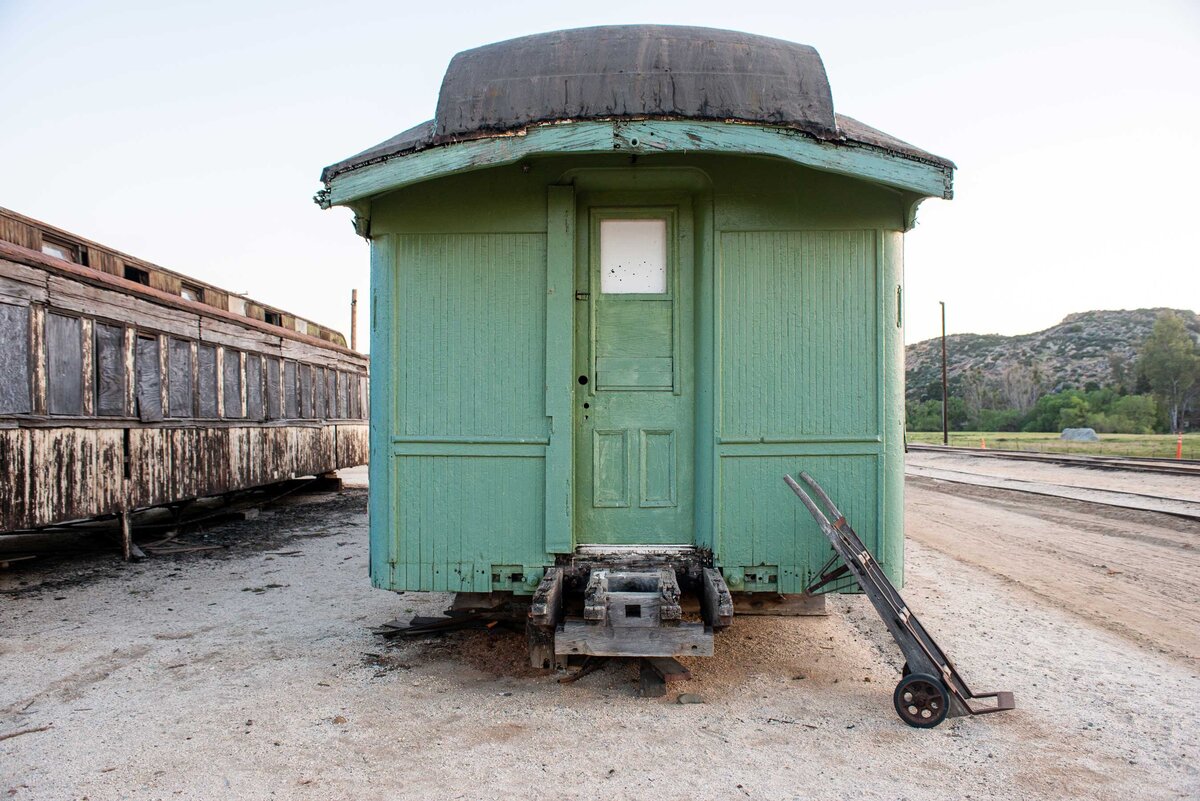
[574,204,694,545]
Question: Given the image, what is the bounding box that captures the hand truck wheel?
[893,672,949,728]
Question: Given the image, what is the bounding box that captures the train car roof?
[318,25,954,193]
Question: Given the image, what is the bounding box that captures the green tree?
[1139,312,1199,433]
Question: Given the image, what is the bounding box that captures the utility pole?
[351,289,358,351]
[940,301,948,445]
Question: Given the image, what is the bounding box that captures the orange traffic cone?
[981,436,987,450]
[1178,434,1184,460]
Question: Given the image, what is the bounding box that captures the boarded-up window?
[135,335,162,421]
[246,354,263,421]
[197,344,218,417]
[338,371,349,418]
[313,366,325,420]
[0,302,31,414]
[223,349,243,418]
[325,369,336,418]
[299,363,313,418]
[168,338,193,418]
[47,313,83,415]
[283,360,298,418]
[265,356,281,419]
[95,323,126,416]
[351,373,362,419]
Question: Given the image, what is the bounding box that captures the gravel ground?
[2,483,1198,800]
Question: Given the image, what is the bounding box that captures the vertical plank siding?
[0,240,370,533]
[367,154,908,595]
[717,230,888,590]
[382,232,549,591]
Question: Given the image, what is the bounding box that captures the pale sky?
[2,0,1197,348]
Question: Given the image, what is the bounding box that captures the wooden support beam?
[639,659,667,697]
[120,510,132,562]
[645,656,692,683]
[734,593,827,616]
[555,620,713,658]
[583,570,607,623]
[700,568,734,629]
[529,567,563,628]
[657,568,682,621]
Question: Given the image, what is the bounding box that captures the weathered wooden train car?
[0,208,369,548]
[317,27,954,667]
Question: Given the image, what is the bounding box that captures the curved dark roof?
[435,25,835,141]
[320,26,953,184]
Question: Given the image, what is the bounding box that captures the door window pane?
[600,219,666,294]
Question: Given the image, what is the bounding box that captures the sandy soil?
[2,485,1198,800]
[907,478,1200,666]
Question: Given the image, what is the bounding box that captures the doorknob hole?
[578,375,589,385]
[583,403,590,409]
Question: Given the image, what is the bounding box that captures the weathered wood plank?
[529,567,563,628]
[198,316,282,353]
[733,593,828,616]
[47,274,201,339]
[645,656,692,683]
[555,620,714,658]
[638,660,667,697]
[0,258,49,303]
[701,567,735,629]
[583,571,607,623]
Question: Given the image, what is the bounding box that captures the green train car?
[317,25,954,666]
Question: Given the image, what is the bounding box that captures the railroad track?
[907,443,1200,478]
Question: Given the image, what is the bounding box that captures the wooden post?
[350,289,358,351]
[120,510,132,562]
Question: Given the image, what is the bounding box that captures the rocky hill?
[906,308,1200,402]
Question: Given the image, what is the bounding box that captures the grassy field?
[906,430,1200,460]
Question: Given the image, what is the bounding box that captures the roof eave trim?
[319,119,953,209]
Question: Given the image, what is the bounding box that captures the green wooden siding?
[392,234,547,439]
[719,231,878,439]
[716,230,886,592]
[366,152,910,594]
[719,452,879,592]
[385,454,545,592]
[377,232,550,591]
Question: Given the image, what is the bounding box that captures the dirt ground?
[2,472,1199,800]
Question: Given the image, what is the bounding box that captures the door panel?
[575,204,694,545]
